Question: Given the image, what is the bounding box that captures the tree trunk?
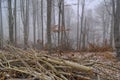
[8,0,14,44]
[41,0,44,47]
[0,0,3,48]
[79,0,85,50]
[110,16,114,47]
[47,0,52,54]
[20,0,29,49]
[82,18,87,50]
[32,0,37,45]
[24,0,29,49]
[14,0,17,46]
[113,0,120,58]
[61,0,65,49]
[77,0,80,50]
[58,0,62,49]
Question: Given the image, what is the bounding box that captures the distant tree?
[58,0,68,51]
[20,0,29,49]
[82,17,87,49]
[47,0,52,54]
[96,2,111,46]
[103,0,114,47]
[32,0,37,45]
[85,9,97,46]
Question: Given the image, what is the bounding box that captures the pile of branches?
[0,46,119,80]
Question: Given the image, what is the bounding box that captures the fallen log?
[42,56,93,73]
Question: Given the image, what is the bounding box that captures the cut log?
[42,57,93,73]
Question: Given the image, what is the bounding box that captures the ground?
[0,48,120,80]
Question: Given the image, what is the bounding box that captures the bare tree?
[47,0,52,54]
[113,0,120,58]
[8,0,14,44]
[79,0,85,50]
[41,0,44,47]
[14,0,17,45]
[51,0,56,47]
[32,0,37,44]
[96,1,111,46]
[82,17,87,50]
[61,0,66,49]
[77,0,80,50]
[58,0,68,51]
[104,0,114,47]
[110,0,114,47]
[0,0,3,48]
[58,0,62,49]
[20,0,29,49]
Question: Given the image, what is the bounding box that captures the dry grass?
[87,43,113,52]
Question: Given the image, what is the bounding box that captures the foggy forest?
[0,0,120,80]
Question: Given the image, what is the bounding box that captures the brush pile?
[0,46,119,80]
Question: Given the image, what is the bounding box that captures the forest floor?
[0,47,120,80]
